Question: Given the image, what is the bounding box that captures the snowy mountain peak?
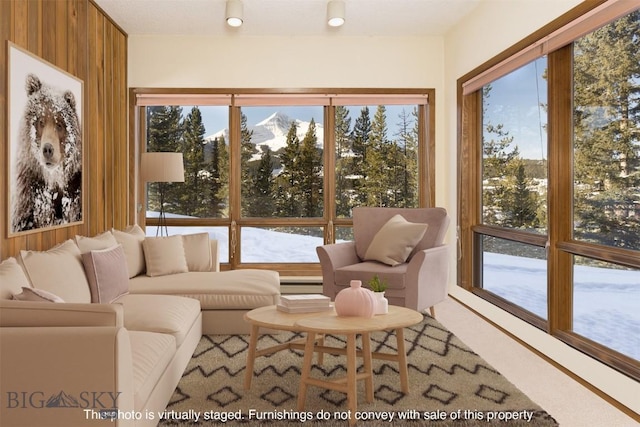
[256,112,295,133]
[205,111,323,159]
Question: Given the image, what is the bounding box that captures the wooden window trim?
[132,88,435,275]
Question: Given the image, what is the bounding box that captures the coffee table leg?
[395,327,410,393]
[361,332,373,403]
[244,324,260,390]
[317,334,325,365]
[346,333,357,426]
[297,331,317,411]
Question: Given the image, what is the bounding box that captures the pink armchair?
[317,207,450,317]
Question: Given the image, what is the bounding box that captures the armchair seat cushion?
[336,262,408,290]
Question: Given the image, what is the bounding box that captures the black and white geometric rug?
[159,316,558,426]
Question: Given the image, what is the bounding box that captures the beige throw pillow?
[142,235,188,277]
[363,214,428,267]
[20,240,92,303]
[181,233,212,272]
[82,245,130,303]
[112,224,146,278]
[0,257,31,300]
[12,287,65,303]
[76,231,118,254]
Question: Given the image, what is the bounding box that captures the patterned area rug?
[159,316,558,426]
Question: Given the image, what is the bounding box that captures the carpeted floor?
[159,316,558,426]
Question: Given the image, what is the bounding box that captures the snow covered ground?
[148,223,639,361]
[483,252,640,360]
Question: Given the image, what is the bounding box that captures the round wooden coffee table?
[242,305,331,390]
[295,306,423,425]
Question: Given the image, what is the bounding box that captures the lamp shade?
[327,0,345,27]
[141,152,185,183]
[226,0,243,27]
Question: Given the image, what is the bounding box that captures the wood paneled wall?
[0,0,128,259]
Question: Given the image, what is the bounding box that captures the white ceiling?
[93,0,484,37]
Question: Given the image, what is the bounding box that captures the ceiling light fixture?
[226,0,243,27]
[327,0,345,27]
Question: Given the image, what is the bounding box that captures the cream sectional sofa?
[0,227,280,427]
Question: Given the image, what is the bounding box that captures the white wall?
[443,0,639,414]
[129,35,444,89]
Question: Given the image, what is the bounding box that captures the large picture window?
[134,90,434,275]
[459,3,640,379]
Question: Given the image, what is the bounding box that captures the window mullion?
[228,105,242,268]
[546,45,574,334]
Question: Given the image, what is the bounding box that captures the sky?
[483,56,548,160]
[180,105,417,141]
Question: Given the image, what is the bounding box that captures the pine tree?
[350,107,371,205]
[276,122,301,217]
[366,106,390,206]
[503,160,539,228]
[482,86,521,225]
[299,118,323,217]
[205,135,229,217]
[145,106,183,214]
[248,146,276,217]
[393,108,418,207]
[181,106,206,217]
[334,106,352,216]
[573,11,640,248]
[240,112,257,216]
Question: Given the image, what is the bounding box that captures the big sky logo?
[6,390,121,409]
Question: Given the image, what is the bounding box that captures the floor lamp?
[141,152,185,237]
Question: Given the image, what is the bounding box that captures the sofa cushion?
[76,231,118,254]
[112,225,146,278]
[128,331,176,410]
[12,287,65,303]
[335,261,408,290]
[181,233,213,272]
[82,245,130,303]
[19,240,92,303]
[0,257,30,300]
[128,270,281,309]
[142,236,188,277]
[114,294,200,346]
[364,214,428,266]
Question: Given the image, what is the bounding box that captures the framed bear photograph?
[6,42,84,236]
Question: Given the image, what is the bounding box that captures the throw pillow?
[76,231,118,254]
[142,235,188,277]
[19,239,92,303]
[82,245,130,303]
[363,214,429,267]
[0,257,31,300]
[181,232,212,272]
[112,224,146,278]
[12,287,65,303]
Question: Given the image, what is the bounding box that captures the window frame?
[458,0,640,380]
[131,88,435,276]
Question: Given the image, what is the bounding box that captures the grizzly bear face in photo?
[11,74,83,233]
